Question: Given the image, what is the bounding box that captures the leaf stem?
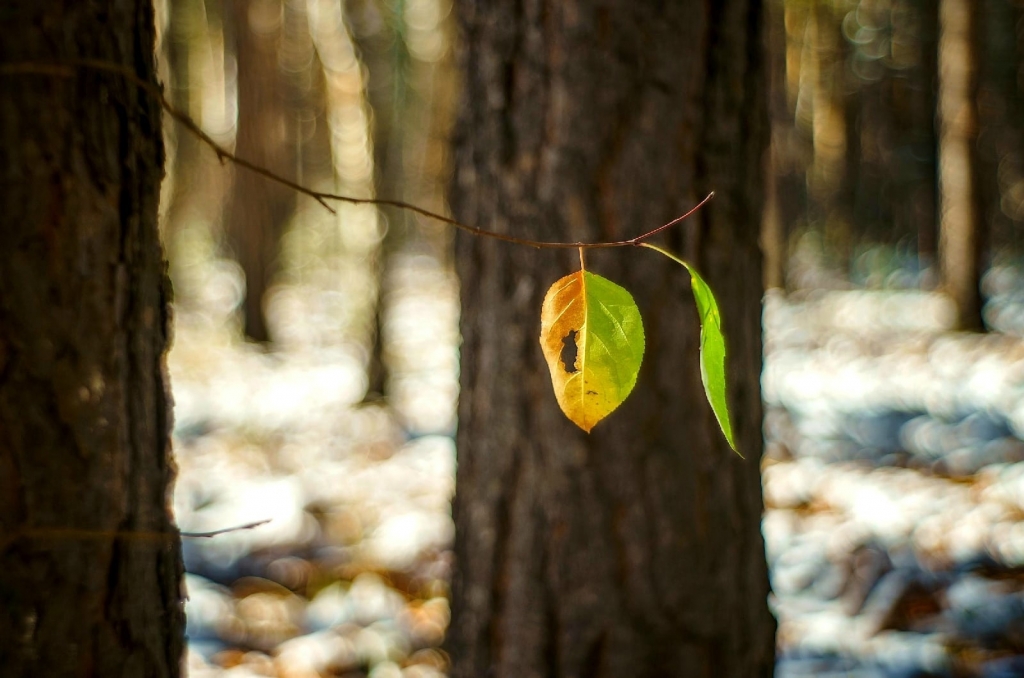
[639,242,687,266]
[639,242,742,457]
[2,60,713,250]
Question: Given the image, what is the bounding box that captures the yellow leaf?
[539,270,645,432]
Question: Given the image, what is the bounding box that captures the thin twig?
[1,59,713,249]
[180,519,272,538]
[1,519,271,547]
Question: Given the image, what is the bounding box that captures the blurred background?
[155,1,1024,676]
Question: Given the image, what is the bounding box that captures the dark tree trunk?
[764,0,794,291]
[974,0,1020,268]
[809,0,853,272]
[911,0,941,269]
[225,0,298,342]
[447,1,775,677]
[0,2,184,677]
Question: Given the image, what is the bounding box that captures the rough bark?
[0,1,184,677]
[938,0,985,330]
[447,1,775,677]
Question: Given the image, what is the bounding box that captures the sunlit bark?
[938,0,985,330]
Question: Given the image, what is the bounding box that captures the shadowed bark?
[447,1,776,676]
[0,1,184,675]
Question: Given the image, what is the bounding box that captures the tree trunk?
[225,0,298,342]
[0,2,184,677]
[938,0,985,330]
[447,1,775,677]
[347,0,413,399]
[162,0,203,237]
[973,0,1019,266]
[809,0,853,272]
[911,0,941,270]
[763,0,793,291]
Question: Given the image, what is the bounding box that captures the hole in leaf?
[560,329,579,373]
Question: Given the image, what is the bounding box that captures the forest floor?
[170,250,1024,677]
[171,244,458,678]
[765,287,1024,678]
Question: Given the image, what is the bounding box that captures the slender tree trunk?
[974,0,1019,264]
[913,0,941,270]
[938,0,985,330]
[162,0,202,236]
[347,0,412,399]
[0,2,184,676]
[350,0,456,402]
[447,1,775,676]
[161,0,233,249]
[225,0,297,342]
[764,0,792,291]
[809,0,852,271]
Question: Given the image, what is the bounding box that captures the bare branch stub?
[179,519,272,538]
[2,519,272,546]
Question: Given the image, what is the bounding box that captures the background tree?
[763,0,802,290]
[446,1,775,676]
[225,0,300,342]
[346,0,414,398]
[0,1,183,676]
[347,0,457,402]
[938,0,985,330]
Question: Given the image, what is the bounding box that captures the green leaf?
[539,270,645,432]
[640,243,739,455]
